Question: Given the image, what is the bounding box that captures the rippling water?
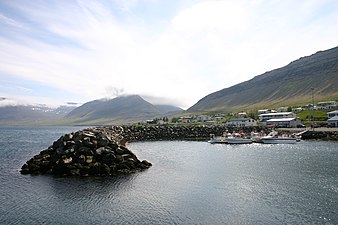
[1,126,338,224]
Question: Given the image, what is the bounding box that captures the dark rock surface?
[301,130,338,141]
[20,126,152,176]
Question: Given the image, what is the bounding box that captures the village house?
[258,112,297,122]
[226,118,257,127]
[266,117,302,128]
[292,107,304,113]
[196,115,211,122]
[317,101,337,110]
[277,107,288,112]
[327,110,338,127]
[237,112,247,117]
[258,109,272,114]
[178,116,194,123]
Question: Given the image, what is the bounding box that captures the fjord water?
[1,127,338,224]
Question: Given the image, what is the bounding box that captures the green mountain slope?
[188,46,338,113]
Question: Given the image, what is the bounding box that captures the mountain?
[65,95,178,125]
[154,104,183,114]
[188,46,338,113]
[0,104,77,125]
[0,95,183,125]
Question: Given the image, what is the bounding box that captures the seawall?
[21,125,337,176]
[301,130,338,141]
[20,125,239,176]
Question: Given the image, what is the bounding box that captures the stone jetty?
[20,125,229,176]
[21,125,337,176]
[301,130,338,141]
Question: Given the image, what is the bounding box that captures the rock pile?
[20,127,152,176]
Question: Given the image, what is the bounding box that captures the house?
[328,110,338,118]
[237,112,247,117]
[327,110,338,127]
[226,118,257,127]
[292,107,304,113]
[258,112,296,122]
[258,109,271,114]
[328,116,338,127]
[196,115,211,122]
[317,101,337,110]
[179,116,193,123]
[277,107,288,112]
[266,117,302,128]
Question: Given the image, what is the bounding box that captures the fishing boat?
[208,134,228,144]
[250,132,265,143]
[261,131,297,144]
[226,133,253,144]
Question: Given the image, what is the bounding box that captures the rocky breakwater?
[301,130,338,141]
[20,127,152,176]
[20,125,256,176]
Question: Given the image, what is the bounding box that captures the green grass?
[297,110,328,120]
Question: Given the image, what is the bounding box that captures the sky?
[1,0,338,109]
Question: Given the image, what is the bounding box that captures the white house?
[277,107,288,112]
[292,107,304,113]
[258,109,271,114]
[196,115,211,122]
[266,117,302,128]
[327,110,338,127]
[237,112,247,117]
[328,110,338,118]
[258,112,297,122]
[328,116,338,127]
[317,101,337,110]
[226,118,257,127]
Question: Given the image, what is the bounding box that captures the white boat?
[226,133,253,144]
[250,132,265,143]
[261,131,297,144]
[208,134,228,144]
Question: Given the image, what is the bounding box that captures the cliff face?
[188,46,338,113]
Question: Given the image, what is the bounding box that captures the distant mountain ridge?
[0,104,76,125]
[66,95,163,124]
[0,95,183,125]
[188,46,338,113]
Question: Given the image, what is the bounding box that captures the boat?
[261,131,297,144]
[226,133,253,144]
[250,132,265,143]
[208,134,228,144]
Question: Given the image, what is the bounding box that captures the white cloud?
[0,13,24,28]
[0,0,338,109]
[0,97,29,107]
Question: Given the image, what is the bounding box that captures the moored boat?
[226,133,253,144]
[208,133,228,144]
[251,132,265,143]
[261,131,297,144]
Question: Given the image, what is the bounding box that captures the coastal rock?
[301,130,338,141]
[20,128,153,176]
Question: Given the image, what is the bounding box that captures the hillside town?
[145,100,338,128]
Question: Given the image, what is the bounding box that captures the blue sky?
[1,0,338,108]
